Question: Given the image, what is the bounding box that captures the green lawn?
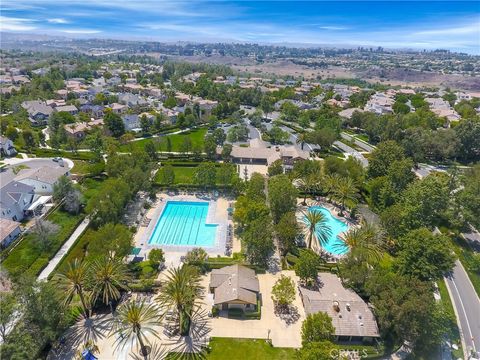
[155,166,197,184]
[168,338,297,360]
[119,128,207,153]
[2,208,84,278]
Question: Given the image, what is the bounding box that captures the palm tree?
[296,132,309,151]
[323,174,340,202]
[302,210,331,250]
[156,266,203,336]
[112,300,161,359]
[53,259,91,319]
[90,256,130,310]
[294,175,319,205]
[337,223,383,265]
[333,177,358,216]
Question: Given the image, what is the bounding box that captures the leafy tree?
[212,128,226,145]
[267,125,289,144]
[159,165,175,185]
[112,300,161,358]
[180,136,192,154]
[367,140,405,178]
[148,249,165,266]
[243,219,274,267]
[307,128,337,149]
[156,266,203,335]
[268,174,298,223]
[140,114,151,134]
[221,143,233,161]
[53,259,91,318]
[163,96,177,109]
[260,96,274,118]
[275,212,299,256]
[0,292,16,341]
[395,228,455,281]
[233,196,270,232]
[144,141,157,160]
[216,163,236,186]
[296,341,336,360]
[246,172,266,200]
[87,223,133,259]
[457,165,480,229]
[454,119,480,161]
[184,247,209,273]
[301,312,335,345]
[22,129,37,151]
[104,111,125,138]
[267,159,284,176]
[204,134,217,159]
[271,275,295,309]
[32,218,59,251]
[193,162,216,188]
[90,256,130,308]
[295,250,321,285]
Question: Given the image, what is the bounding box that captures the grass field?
[155,166,197,184]
[2,208,84,278]
[119,128,207,153]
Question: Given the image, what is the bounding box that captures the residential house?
[364,93,394,114]
[0,218,21,248]
[122,114,140,131]
[0,136,17,157]
[80,104,104,118]
[16,166,70,195]
[299,273,380,343]
[209,264,260,312]
[55,104,78,115]
[21,100,53,126]
[109,103,127,114]
[0,181,35,221]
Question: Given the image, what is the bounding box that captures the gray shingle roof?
[299,273,380,338]
[210,264,259,305]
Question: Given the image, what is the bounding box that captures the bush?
[141,265,155,278]
[228,308,244,318]
[127,279,157,292]
[211,306,220,317]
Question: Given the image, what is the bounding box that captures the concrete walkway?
[38,218,90,280]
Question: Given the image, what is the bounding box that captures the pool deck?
[133,193,229,262]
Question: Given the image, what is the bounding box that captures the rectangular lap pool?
[148,201,218,247]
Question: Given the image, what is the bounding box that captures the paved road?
[38,218,90,280]
[333,141,369,167]
[445,260,480,358]
[340,133,376,152]
[0,157,74,184]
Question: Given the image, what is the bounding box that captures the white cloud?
[0,16,36,31]
[413,23,480,36]
[318,26,348,31]
[61,29,101,34]
[47,18,69,24]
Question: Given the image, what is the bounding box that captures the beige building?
[299,273,380,343]
[209,264,260,312]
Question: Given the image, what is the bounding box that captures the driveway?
[0,158,74,184]
[201,270,305,348]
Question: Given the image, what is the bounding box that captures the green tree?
[112,300,161,358]
[0,292,16,341]
[184,247,209,273]
[301,312,335,345]
[104,111,125,138]
[367,140,405,178]
[295,250,321,285]
[260,96,274,118]
[144,141,157,160]
[90,256,130,309]
[140,114,151,134]
[221,143,233,161]
[156,266,203,336]
[87,223,133,259]
[204,134,217,159]
[159,165,175,185]
[396,228,455,281]
[180,136,192,154]
[53,259,91,318]
[302,210,331,250]
[332,177,358,216]
[275,212,299,256]
[163,96,177,109]
[271,275,295,309]
[267,159,284,177]
[268,174,298,223]
[212,128,226,145]
[193,162,216,188]
[297,341,336,360]
[243,219,275,267]
[148,249,165,266]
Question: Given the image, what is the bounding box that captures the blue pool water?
[148,201,217,247]
[305,206,349,255]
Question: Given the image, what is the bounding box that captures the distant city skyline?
[1,1,479,54]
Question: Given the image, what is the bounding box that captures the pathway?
[37,218,90,280]
[340,132,376,152]
[333,141,369,168]
[445,260,480,359]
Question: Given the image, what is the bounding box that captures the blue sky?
[1,1,479,53]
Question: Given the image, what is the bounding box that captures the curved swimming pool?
[305,206,349,255]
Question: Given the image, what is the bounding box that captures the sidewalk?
[37,218,90,280]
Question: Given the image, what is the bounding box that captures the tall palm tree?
[333,177,358,216]
[112,300,161,359]
[53,259,91,319]
[90,256,130,310]
[323,174,340,202]
[337,223,383,265]
[296,132,309,151]
[156,266,203,336]
[302,210,331,250]
[294,175,319,205]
